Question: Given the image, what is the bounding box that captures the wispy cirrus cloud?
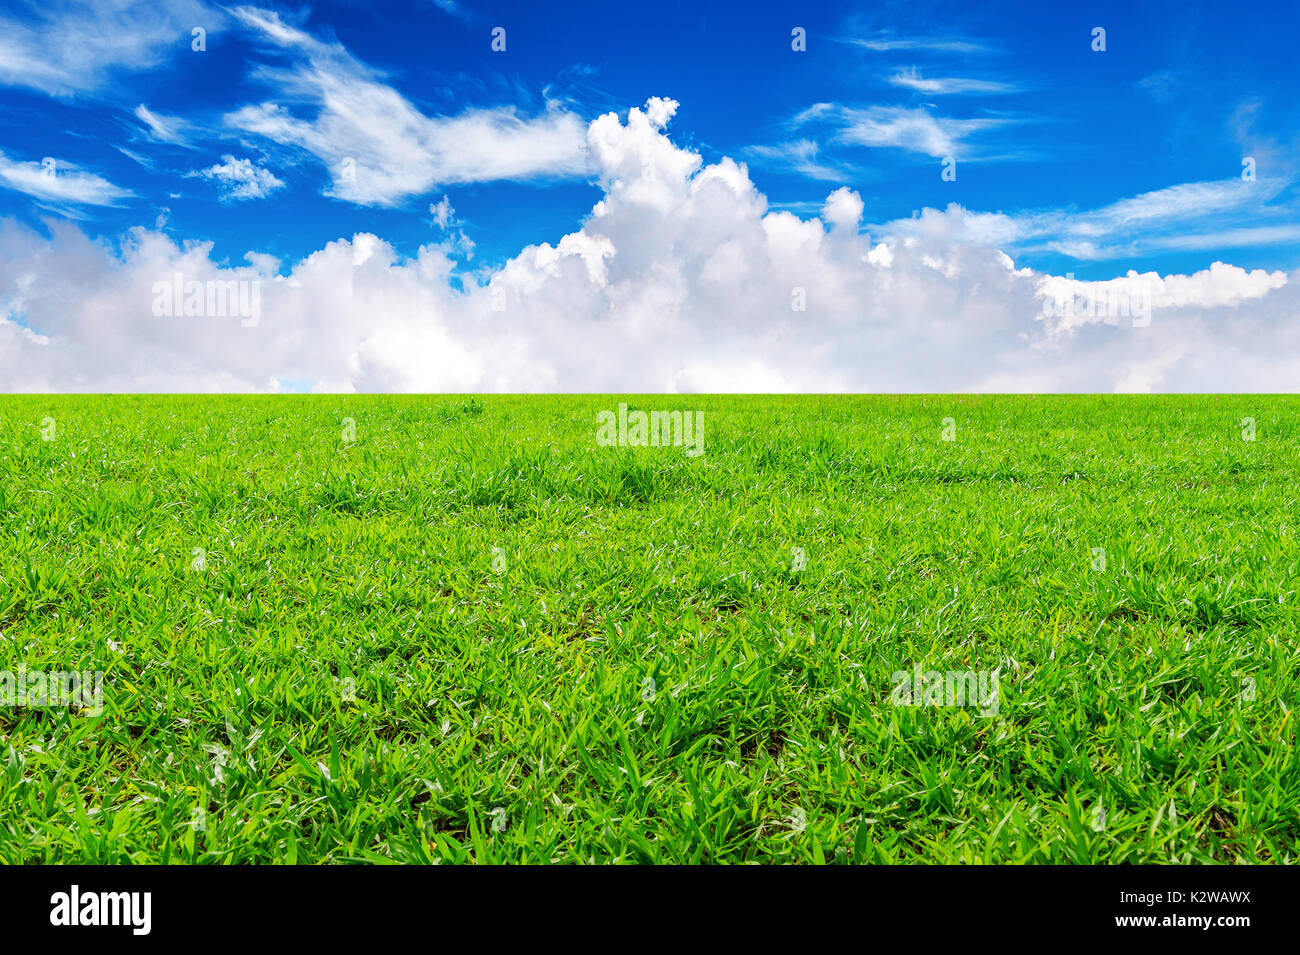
[223,6,589,206]
[879,177,1300,260]
[133,105,197,147]
[1136,70,1180,103]
[0,0,219,97]
[1031,178,1298,259]
[743,139,856,182]
[0,152,134,209]
[1072,178,1287,231]
[842,35,993,55]
[796,103,1008,159]
[887,67,1018,95]
[428,0,474,22]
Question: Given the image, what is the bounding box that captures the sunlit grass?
[1,395,1297,863]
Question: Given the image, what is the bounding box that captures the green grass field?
[1,395,1297,864]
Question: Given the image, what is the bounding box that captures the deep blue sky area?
[1,0,1298,279]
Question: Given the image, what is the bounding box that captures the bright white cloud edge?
[1,98,1295,394]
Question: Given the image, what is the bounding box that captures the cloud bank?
[1,98,1295,393]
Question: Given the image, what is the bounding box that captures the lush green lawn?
[0,395,1297,863]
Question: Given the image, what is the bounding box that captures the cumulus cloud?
[1040,262,1288,331]
[1,98,1296,393]
[223,6,589,205]
[190,155,285,200]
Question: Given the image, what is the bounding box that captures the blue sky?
[2,0,1299,393]
[2,0,1297,278]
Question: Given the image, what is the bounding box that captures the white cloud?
[1081,179,1282,230]
[244,250,281,275]
[797,104,1006,159]
[880,178,1299,260]
[428,195,474,258]
[430,196,456,229]
[744,139,853,182]
[223,6,588,205]
[0,0,218,97]
[114,146,157,171]
[1138,224,1300,253]
[1136,71,1179,103]
[0,152,133,208]
[191,155,285,200]
[845,36,991,54]
[887,68,1017,95]
[1,98,1296,393]
[429,0,471,21]
[134,105,196,146]
[821,187,865,229]
[1040,263,1287,332]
